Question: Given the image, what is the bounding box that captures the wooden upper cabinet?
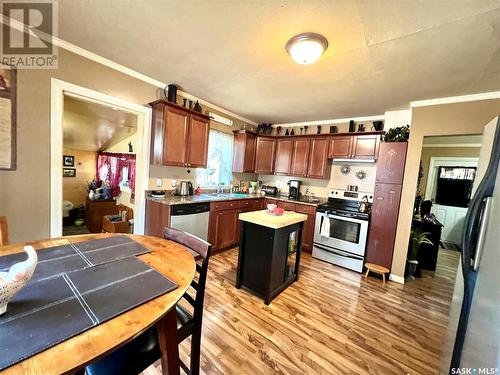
[254,137,276,175]
[291,138,311,177]
[376,142,408,184]
[186,113,210,167]
[307,137,330,179]
[163,105,188,166]
[149,100,210,168]
[274,138,294,176]
[233,131,256,173]
[351,135,380,160]
[328,136,352,159]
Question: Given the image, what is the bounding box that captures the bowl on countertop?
[267,203,277,211]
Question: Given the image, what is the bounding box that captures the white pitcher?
[0,246,38,315]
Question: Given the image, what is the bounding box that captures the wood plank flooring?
[142,248,460,374]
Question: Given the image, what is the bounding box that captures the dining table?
[0,233,196,375]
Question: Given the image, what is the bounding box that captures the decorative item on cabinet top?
[383,125,410,142]
[258,123,273,135]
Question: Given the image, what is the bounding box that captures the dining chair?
[0,216,9,247]
[85,227,212,375]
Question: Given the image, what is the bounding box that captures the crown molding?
[274,114,385,128]
[411,91,500,107]
[422,143,481,148]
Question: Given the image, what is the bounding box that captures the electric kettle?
[177,181,193,196]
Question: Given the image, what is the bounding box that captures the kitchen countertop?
[146,191,327,207]
[239,210,308,229]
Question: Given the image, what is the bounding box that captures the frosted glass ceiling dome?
[286,33,328,65]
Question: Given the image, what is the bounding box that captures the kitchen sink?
[202,193,249,198]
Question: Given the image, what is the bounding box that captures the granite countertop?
[146,191,326,207]
[239,210,308,229]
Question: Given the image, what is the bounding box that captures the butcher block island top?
[238,210,307,229]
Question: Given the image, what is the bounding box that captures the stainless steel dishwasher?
[170,203,210,241]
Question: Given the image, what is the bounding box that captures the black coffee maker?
[288,180,301,200]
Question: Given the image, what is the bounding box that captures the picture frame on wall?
[63,168,76,178]
[63,155,75,167]
[0,65,17,170]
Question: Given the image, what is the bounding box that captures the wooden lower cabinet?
[144,200,170,237]
[85,198,120,233]
[209,199,264,251]
[276,201,316,254]
[209,208,240,250]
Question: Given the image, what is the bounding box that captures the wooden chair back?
[0,216,9,247]
[163,227,211,375]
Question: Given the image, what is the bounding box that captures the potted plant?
[383,125,410,142]
[406,231,433,279]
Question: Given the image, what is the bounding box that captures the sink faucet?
[217,183,223,194]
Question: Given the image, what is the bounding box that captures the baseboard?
[389,273,405,284]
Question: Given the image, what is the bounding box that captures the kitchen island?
[236,210,307,304]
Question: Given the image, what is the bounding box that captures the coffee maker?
[288,180,301,200]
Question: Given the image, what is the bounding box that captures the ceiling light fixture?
[286,33,328,65]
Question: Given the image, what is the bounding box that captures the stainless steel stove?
[313,189,373,272]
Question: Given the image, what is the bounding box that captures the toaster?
[262,185,278,196]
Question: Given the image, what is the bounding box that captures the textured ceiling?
[58,1,500,123]
[63,96,137,152]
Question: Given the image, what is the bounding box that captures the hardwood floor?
[143,248,460,374]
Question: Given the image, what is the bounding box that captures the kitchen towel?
[320,216,330,237]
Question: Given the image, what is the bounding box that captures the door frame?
[424,157,478,201]
[50,78,152,237]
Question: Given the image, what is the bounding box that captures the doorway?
[425,156,478,244]
[405,134,481,280]
[50,79,151,238]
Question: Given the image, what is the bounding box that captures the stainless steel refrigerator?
[442,116,500,373]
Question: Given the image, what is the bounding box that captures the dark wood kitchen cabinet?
[186,113,210,167]
[232,131,257,173]
[328,133,380,160]
[149,100,210,168]
[307,137,330,179]
[144,200,170,238]
[351,134,380,160]
[290,138,311,177]
[365,142,408,270]
[254,137,276,174]
[376,142,408,184]
[210,208,240,250]
[328,136,352,159]
[208,199,263,251]
[274,138,294,176]
[276,201,316,254]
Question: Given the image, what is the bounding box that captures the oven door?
[313,212,369,256]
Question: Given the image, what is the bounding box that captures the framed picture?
[63,168,76,177]
[0,65,17,170]
[63,155,75,167]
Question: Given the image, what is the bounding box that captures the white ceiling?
[63,96,137,152]
[58,1,500,123]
